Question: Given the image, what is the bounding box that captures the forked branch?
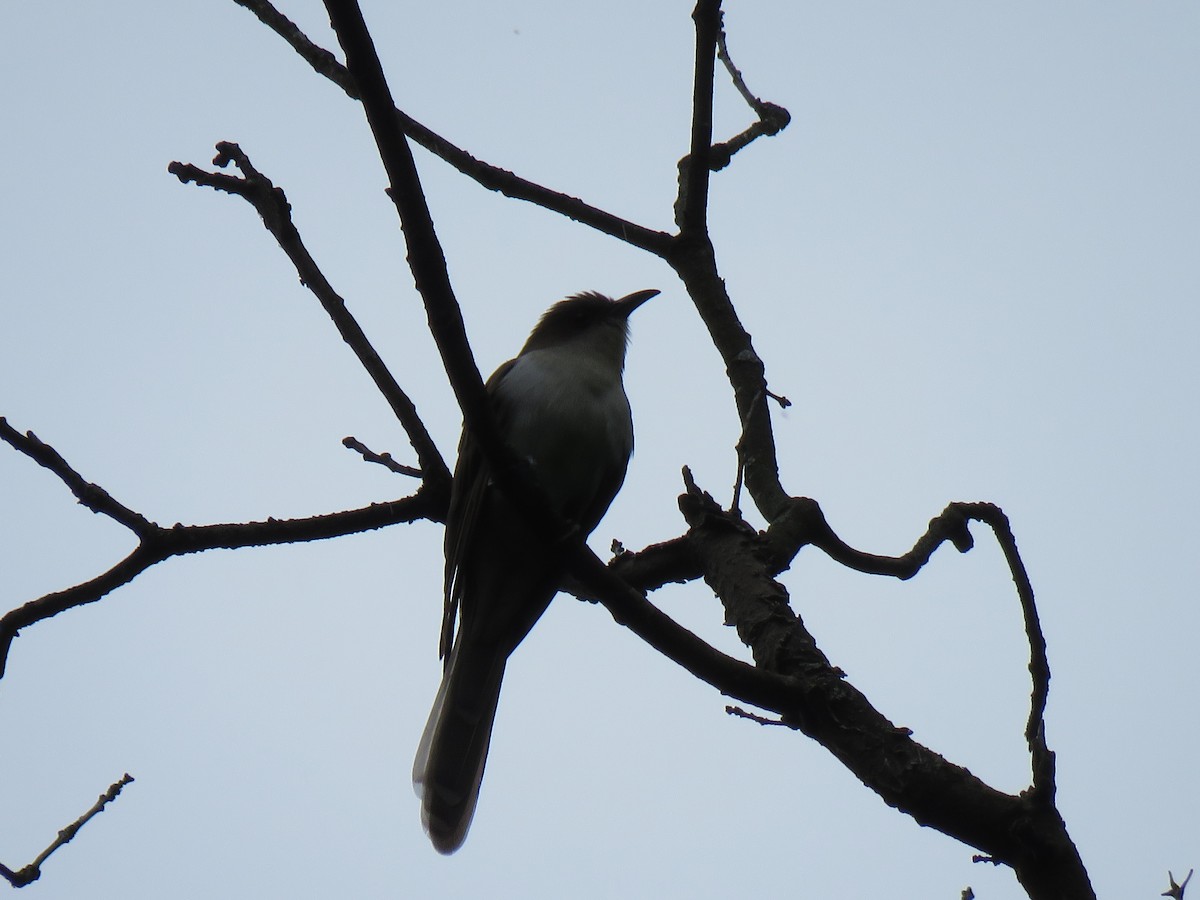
[0,418,443,680]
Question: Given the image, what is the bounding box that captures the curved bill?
[614,289,660,316]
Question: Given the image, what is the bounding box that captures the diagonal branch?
[0,418,156,539]
[167,142,449,491]
[0,774,134,888]
[232,0,673,255]
[677,473,1092,898]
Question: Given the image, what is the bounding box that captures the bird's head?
[519,290,658,363]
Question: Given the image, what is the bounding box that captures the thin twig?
[342,436,421,476]
[0,774,134,888]
[725,705,790,727]
[708,23,791,171]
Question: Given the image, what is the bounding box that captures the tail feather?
[412,642,506,854]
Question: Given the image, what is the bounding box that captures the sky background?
[2,2,1197,898]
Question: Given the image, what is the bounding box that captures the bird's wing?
[574,405,633,537]
[439,358,518,661]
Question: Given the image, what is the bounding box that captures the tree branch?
[676,473,1093,899]
[167,142,449,492]
[667,0,791,522]
[342,435,421,477]
[0,418,156,539]
[708,20,791,171]
[0,774,134,888]
[0,419,443,679]
[232,0,673,255]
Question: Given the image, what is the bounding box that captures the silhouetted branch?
[762,494,1056,798]
[232,0,673,255]
[167,143,449,492]
[944,504,1053,797]
[342,436,421,477]
[0,419,444,679]
[668,0,791,522]
[1163,869,1193,900]
[676,471,1093,899]
[0,774,134,888]
[725,705,789,726]
[0,419,156,538]
[709,22,791,170]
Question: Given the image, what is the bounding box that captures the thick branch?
[677,475,1093,898]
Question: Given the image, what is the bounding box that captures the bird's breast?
[494,350,633,519]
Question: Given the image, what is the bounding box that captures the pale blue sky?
[2,2,1197,897]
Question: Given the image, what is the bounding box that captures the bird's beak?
[614,289,660,317]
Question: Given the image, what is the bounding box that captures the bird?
[412,289,658,854]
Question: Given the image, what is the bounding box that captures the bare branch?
[967,503,1054,800]
[767,497,978,580]
[0,774,134,888]
[676,472,1093,898]
[759,493,1056,800]
[708,22,791,171]
[0,418,155,538]
[233,0,672,254]
[342,436,421,477]
[1,419,444,679]
[668,0,791,522]
[234,0,357,96]
[725,705,790,727]
[167,143,450,492]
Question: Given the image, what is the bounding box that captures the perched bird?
[413,289,657,854]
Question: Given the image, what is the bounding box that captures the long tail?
[412,641,506,854]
